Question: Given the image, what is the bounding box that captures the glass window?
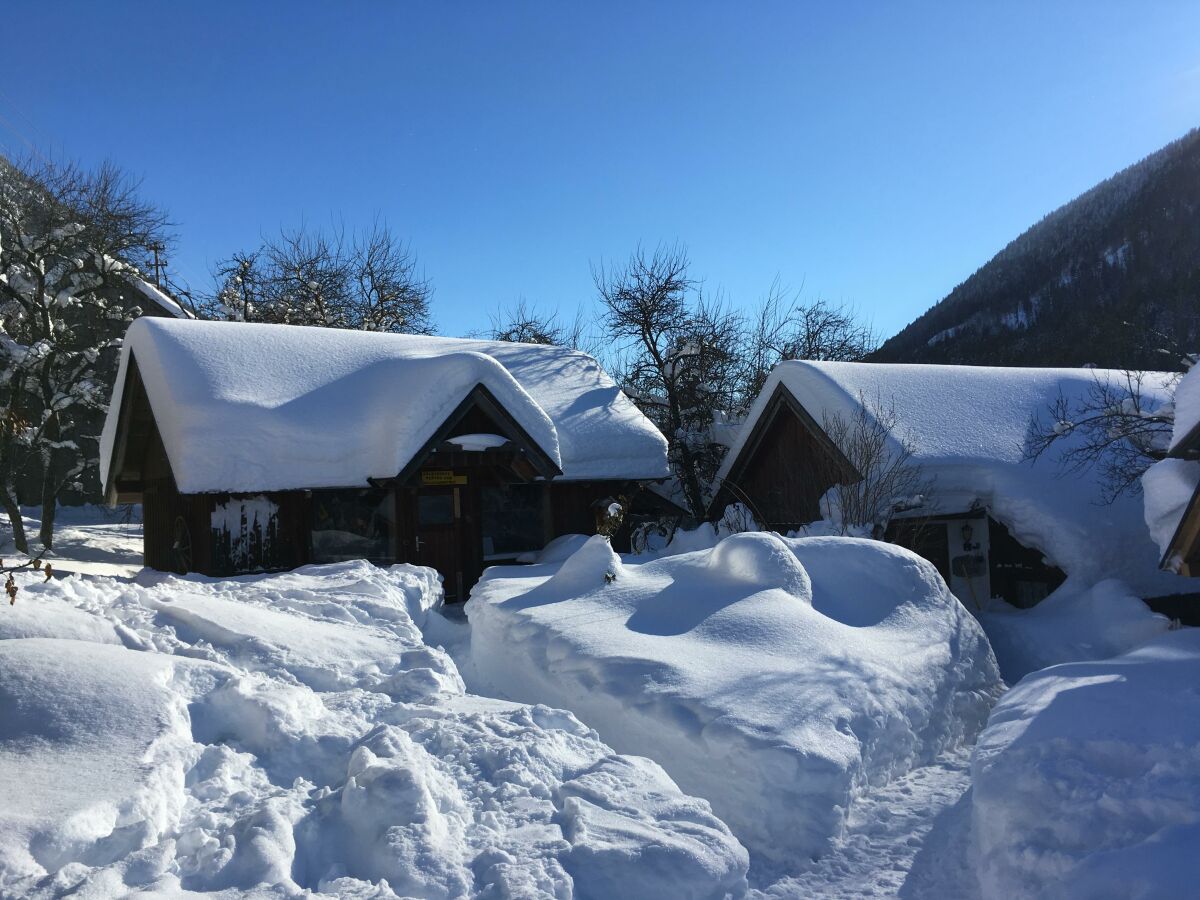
[481,485,545,558]
[310,489,394,564]
[417,492,455,526]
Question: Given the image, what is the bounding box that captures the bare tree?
[1025,368,1181,502]
[821,392,933,534]
[205,220,433,334]
[486,298,599,355]
[0,156,169,550]
[594,244,745,518]
[745,280,878,401]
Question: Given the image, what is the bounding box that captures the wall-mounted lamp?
[961,522,974,544]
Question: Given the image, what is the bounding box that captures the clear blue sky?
[2,2,1197,339]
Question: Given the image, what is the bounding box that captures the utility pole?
[150,241,165,287]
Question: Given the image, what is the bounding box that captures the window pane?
[481,485,544,557]
[310,489,394,563]
[417,493,455,526]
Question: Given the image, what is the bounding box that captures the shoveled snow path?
[753,751,979,899]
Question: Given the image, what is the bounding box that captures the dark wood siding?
[719,404,850,532]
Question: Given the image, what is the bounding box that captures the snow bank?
[467,533,1002,869]
[0,562,747,897]
[972,628,1200,899]
[979,580,1170,682]
[100,318,670,494]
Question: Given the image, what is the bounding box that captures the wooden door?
[414,487,465,601]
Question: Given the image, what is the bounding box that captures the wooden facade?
[107,358,665,600]
[710,383,858,531]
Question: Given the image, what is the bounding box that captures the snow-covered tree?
[205,221,434,334]
[594,245,745,519]
[0,157,168,551]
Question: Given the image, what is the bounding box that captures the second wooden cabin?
[711,360,1184,610]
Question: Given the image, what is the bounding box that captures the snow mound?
[0,562,747,897]
[979,579,1170,682]
[547,534,624,590]
[467,533,1002,870]
[517,533,592,565]
[972,629,1200,899]
[708,531,811,598]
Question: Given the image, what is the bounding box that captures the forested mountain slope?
[875,128,1200,368]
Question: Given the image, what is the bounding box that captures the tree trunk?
[38,419,58,551]
[38,490,56,550]
[2,491,28,555]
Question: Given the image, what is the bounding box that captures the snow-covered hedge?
[0,562,748,898]
[972,628,1200,900]
[467,532,1003,868]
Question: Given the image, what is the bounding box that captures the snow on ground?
[978,580,1170,683]
[752,750,979,900]
[972,628,1200,900]
[0,505,143,578]
[466,532,1003,873]
[0,562,748,898]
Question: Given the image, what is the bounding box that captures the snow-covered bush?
[467,532,1003,869]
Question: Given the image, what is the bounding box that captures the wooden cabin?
[711,360,1179,609]
[100,318,672,600]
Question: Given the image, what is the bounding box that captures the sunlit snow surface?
[466,532,1004,875]
[0,562,747,898]
[973,628,1200,899]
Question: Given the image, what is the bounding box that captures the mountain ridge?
[874,128,1200,370]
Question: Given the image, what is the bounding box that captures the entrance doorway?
[414,487,465,601]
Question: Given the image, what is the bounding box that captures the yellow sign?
[421,470,468,486]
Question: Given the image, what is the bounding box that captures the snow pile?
[972,628,1200,899]
[718,361,1178,592]
[100,318,669,494]
[979,579,1170,682]
[0,562,748,897]
[467,532,1002,869]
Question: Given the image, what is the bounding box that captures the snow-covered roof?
[100,318,670,494]
[126,276,194,319]
[718,360,1179,588]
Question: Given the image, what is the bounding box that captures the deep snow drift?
[466,532,1003,870]
[972,628,1200,900]
[0,562,748,898]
